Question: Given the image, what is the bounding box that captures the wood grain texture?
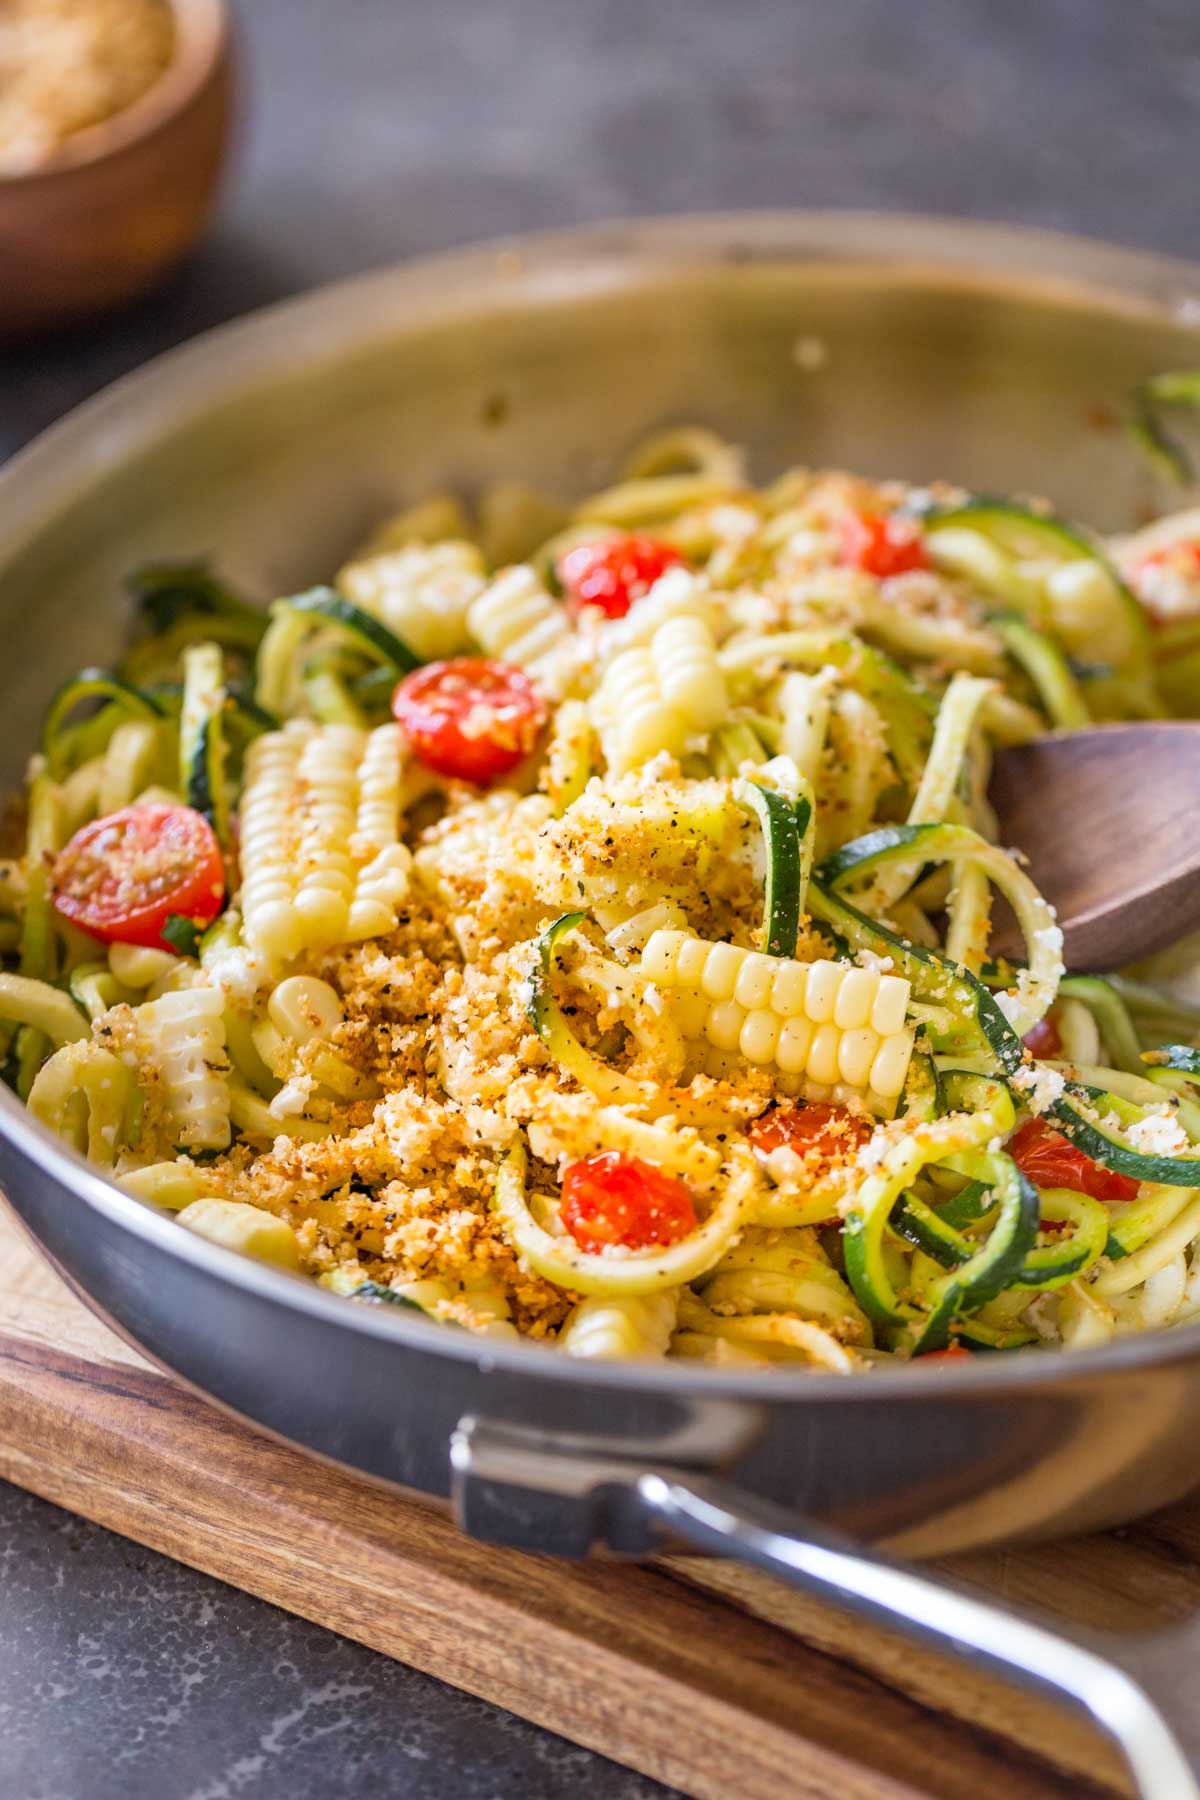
[989,722,1200,970]
[0,1203,1164,1800]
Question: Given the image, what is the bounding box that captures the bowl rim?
[0,0,229,186]
[4,207,1200,1404]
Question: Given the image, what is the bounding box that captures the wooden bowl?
[0,0,234,338]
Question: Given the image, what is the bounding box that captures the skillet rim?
[3,206,1200,1404]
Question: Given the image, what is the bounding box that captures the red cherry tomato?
[839,510,928,578]
[1009,1117,1139,1204]
[917,1344,973,1363]
[556,535,684,619]
[1022,1014,1063,1059]
[1139,541,1200,574]
[391,658,547,784]
[560,1151,697,1251]
[1131,541,1200,623]
[750,1102,873,1160]
[52,804,225,950]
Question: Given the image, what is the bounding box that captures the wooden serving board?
[0,1197,1194,1800]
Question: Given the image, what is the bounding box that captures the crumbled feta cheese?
[762,1145,807,1185]
[1010,1060,1066,1114]
[464,1104,513,1148]
[995,990,1020,1025]
[1125,1107,1189,1158]
[855,949,894,974]
[269,1073,316,1120]
[856,1129,891,1171]
[205,942,272,1006]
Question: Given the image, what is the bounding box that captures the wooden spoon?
[988,723,1200,972]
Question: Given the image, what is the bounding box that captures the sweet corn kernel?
[242,722,408,961]
[871,975,910,1036]
[269,975,344,1043]
[870,1031,915,1098]
[837,1026,880,1089]
[733,951,776,1010]
[775,1015,814,1073]
[638,931,913,1100]
[643,928,684,983]
[674,935,710,984]
[293,888,349,943]
[833,967,876,1030]
[701,941,744,1000]
[650,616,727,730]
[803,959,842,1022]
[468,565,570,666]
[806,1021,842,1086]
[705,1000,747,1051]
[597,614,727,772]
[739,1008,782,1065]
[770,962,809,1017]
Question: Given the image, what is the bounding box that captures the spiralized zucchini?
[8,438,1200,1369]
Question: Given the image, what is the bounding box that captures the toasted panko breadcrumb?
[205,1049,572,1331]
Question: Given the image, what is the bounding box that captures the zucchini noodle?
[7,436,1200,1367]
[492,1137,755,1298]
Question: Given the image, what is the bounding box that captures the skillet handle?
[451,1417,1197,1800]
[640,1472,1197,1800]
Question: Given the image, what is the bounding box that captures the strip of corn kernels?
[643,929,913,1102]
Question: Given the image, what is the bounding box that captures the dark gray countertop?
[1,1,1198,1794]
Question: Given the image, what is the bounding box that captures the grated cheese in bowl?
[0,0,175,176]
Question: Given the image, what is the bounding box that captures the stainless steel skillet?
[2,213,1200,1795]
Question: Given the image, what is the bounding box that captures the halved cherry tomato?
[556,535,684,619]
[52,803,225,950]
[839,510,927,578]
[1022,1014,1063,1059]
[1131,541,1200,623]
[560,1151,697,1251]
[1008,1117,1139,1204]
[1138,541,1200,575]
[750,1102,873,1160]
[917,1344,973,1363]
[391,657,547,784]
